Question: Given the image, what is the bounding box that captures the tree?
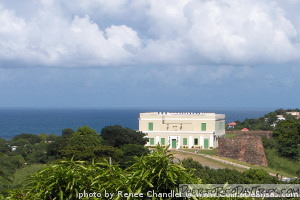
[75,126,97,136]
[121,144,149,157]
[101,125,148,148]
[242,169,280,184]
[120,144,149,167]
[0,138,9,153]
[11,134,41,145]
[273,119,300,160]
[47,127,102,161]
[59,134,101,160]
[59,134,118,161]
[61,128,75,137]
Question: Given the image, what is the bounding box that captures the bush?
[4,146,200,199]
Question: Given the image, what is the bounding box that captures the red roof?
[228,122,237,126]
[241,128,249,131]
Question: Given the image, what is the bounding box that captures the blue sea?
[0,108,275,140]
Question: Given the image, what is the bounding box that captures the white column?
[200,135,204,148]
[209,135,214,148]
[156,136,160,145]
[188,136,193,148]
[177,136,180,149]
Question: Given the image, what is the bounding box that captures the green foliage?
[129,145,200,194]
[38,133,48,142]
[11,134,42,145]
[265,148,300,176]
[47,136,67,159]
[0,155,26,190]
[62,128,75,137]
[26,159,96,199]
[121,144,149,157]
[241,169,280,184]
[47,127,113,162]
[0,138,9,153]
[11,164,46,189]
[101,125,148,148]
[10,138,30,146]
[9,142,50,164]
[4,146,200,200]
[182,158,244,184]
[261,136,277,149]
[273,119,300,160]
[119,144,150,168]
[59,134,115,161]
[75,126,97,136]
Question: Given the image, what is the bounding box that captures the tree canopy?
[101,125,148,148]
[273,119,300,160]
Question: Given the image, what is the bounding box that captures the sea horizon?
[0,107,279,140]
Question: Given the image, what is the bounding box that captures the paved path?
[174,149,289,180]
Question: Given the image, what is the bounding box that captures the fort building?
[138,112,225,149]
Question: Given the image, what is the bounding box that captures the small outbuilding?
[241,128,249,131]
[227,122,237,128]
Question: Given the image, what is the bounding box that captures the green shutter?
[204,139,209,149]
[149,138,154,145]
[148,122,153,131]
[201,123,206,131]
[183,138,187,145]
[194,138,198,145]
[161,138,165,145]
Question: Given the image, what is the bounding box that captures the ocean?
[0,107,274,140]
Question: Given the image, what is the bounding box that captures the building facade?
[138,112,225,149]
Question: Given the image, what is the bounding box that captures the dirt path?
[173,150,290,180]
[171,150,246,172]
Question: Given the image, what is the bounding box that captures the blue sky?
[0,0,300,108]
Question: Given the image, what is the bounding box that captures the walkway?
[174,149,289,180]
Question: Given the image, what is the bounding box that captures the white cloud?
[0,0,299,67]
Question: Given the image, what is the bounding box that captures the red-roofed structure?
[227,122,237,128]
[241,128,249,131]
[228,122,237,126]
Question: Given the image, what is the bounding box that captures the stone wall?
[217,135,268,167]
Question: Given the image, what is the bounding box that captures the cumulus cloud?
[0,0,299,67]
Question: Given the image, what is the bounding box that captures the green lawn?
[11,164,47,188]
[265,148,300,177]
[214,155,295,178]
[179,148,295,178]
[173,150,247,172]
[225,133,238,138]
[179,148,217,156]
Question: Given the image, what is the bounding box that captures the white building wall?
[209,135,214,148]
[188,136,193,148]
[155,136,160,145]
[200,135,204,147]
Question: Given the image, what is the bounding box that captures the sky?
[0,0,300,108]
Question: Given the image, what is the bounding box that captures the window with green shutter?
[148,122,153,131]
[201,123,206,131]
[194,138,198,145]
[149,138,154,145]
[183,138,187,145]
[161,138,165,145]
